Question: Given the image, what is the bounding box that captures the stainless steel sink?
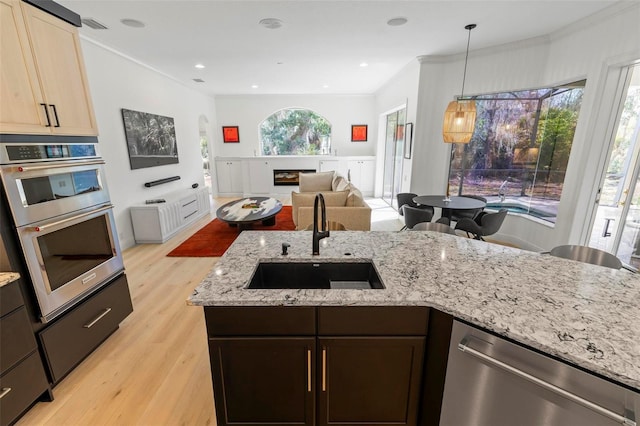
[246,261,385,289]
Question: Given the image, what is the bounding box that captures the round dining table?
[413,195,486,223]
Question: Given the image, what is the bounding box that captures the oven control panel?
[1,143,99,163]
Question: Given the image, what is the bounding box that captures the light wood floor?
[18,212,221,426]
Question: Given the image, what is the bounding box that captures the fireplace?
[273,169,316,186]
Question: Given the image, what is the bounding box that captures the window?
[448,80,585,223]
[259,108,331,155]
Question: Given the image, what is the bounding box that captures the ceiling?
[57,0,625,96]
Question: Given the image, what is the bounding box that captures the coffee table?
[216,197,283,231]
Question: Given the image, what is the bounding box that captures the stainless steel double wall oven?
[0,139,123,322]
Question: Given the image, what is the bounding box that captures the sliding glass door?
[382,107,406,208]
[589,64,640,267]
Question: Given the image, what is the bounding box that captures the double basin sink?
[247,260,385,290]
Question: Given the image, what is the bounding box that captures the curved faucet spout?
[312,193,330,255]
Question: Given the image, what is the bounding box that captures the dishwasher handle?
[458,340,636,426]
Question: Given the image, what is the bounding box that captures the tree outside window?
[260,108,331,155]
[448,81,585,223]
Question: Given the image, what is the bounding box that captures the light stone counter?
[188,231,640,391]
[0,272,20,288]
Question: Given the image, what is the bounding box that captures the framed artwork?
[121,108,179,170]
[222,126,240,143]
[404,122,413,159]
[351,124,368,142]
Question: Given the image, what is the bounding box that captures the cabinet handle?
[0,388,11,399]
[49,104,60,127]
[83,307,112,328]
[322,347,327,391]
[40,103,52,127]
[307,349,312,392]
[458,341,636,426]
[27,204,113,232]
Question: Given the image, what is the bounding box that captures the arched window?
[259,108,331,155]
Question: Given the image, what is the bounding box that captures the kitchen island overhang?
[188,230,640,392]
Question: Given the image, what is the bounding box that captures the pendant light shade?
[443,99,476,143]
[443,24,477,144]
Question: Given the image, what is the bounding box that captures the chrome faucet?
[312,193,329,255]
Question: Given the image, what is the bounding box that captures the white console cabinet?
[215,156,375,196]
[130,187,210,243]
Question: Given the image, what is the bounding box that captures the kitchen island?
[188,230,640,424]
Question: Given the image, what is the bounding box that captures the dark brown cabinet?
[0,278,50,426]
[318,337,424,425]
[204,306,429,426]
[39,273,133,383]
[209,338,315,425]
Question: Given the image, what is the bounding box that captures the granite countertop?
[0,272,20,288]
[188,231,640,391]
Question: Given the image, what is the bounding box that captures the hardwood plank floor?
[18,212,220,426]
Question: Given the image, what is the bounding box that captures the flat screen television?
[121,108,179,170]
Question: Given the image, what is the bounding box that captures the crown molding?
[418,34,550,65]
[549,1,640,42]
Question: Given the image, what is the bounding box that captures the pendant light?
[443,24,477,144]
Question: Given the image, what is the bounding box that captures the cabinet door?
[228,161,243,193]
[0,0,47,134]
[209,337,315,426]
[358,159,376,194]
[21,2,98,135]
[319,160,339,173]
[347,160,375,194]
[318,337,425,426]
[215,161,232,193]
[249,161,272,194]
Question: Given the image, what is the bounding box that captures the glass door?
[589,64,640,267]
[382,107,406,208]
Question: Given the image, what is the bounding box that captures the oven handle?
[13,159,105,173]
[27,204,114,232]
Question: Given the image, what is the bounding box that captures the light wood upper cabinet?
[0,0,46,134]
[0,0,97,135]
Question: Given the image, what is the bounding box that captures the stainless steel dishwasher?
[440,320,639,426]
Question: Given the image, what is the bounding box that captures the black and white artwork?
[121,108,179,170]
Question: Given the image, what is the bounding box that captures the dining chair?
[402,206,434,230]
[397,193,434,230]
[455,209,507,240]
[411,222,457,235]
[548,245,622,270]
[450,194,487,223]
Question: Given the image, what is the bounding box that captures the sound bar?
[144,176,180,188]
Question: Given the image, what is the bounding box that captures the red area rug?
[167,206,295,257]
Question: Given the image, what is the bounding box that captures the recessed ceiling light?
[195,63,205,69]
[251,84,259,89]
[120,18,145,28]
[387,17,408,26]
[259,18,283,29]
[359,62,368,67]
[323,84,329,88]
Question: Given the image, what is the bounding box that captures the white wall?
[80,39,217,249]
[411,2,640,251]
[374,60,420,196]
[213,95,377,158]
